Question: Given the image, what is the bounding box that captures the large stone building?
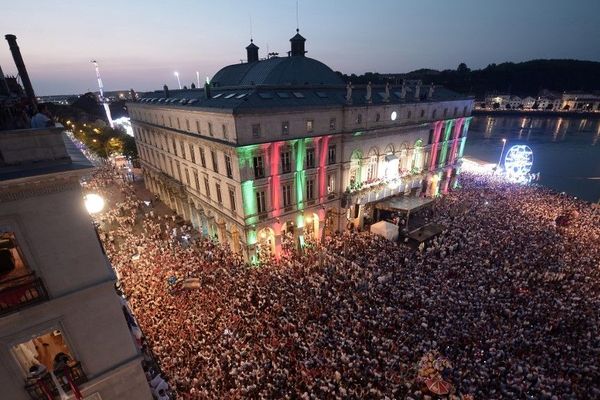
[128,31,474,262]
[0,127,151,399]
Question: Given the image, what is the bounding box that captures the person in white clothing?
[30,104,53,128]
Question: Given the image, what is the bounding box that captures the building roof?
[211,56,344,87]
[0,129,92,182]
[136,83,470,114]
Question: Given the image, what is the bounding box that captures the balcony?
[24,362,87,400]
[0,272,48,316]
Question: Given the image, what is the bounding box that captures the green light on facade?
[247,228,257,246]
[295,139,306,210]
[241,180,258,225]
[438,120,455,167]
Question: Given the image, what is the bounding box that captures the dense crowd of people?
[89,163,600,399]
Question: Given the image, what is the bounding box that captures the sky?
[1,0,599,96]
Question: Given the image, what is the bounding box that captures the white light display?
[503,145,533,183]
[391,111,397,121]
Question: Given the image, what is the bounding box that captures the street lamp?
[174,71,182,90]
[497,138,507,171]
[84,193,105,214]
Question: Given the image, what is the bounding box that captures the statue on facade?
[365,82,372,103]
[428,83,434,99]
[383,82,390,102]
[400,81,406,99]
[345,82,353,103]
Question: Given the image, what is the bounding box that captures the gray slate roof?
[211,56,344,87]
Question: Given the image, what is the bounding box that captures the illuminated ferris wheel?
[504,145,533,182]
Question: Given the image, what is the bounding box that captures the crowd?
[89,163,600,400]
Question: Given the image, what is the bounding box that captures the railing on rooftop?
[24,362,87,400]
[0,272,49,316]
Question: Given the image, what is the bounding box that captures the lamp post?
[497,138,507,171]
[174,71,182,90]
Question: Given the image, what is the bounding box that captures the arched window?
[412,139,424,171]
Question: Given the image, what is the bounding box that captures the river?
[465,115,600,202]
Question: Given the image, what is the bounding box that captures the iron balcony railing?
[0,272,48,316]
[25,362,87,400]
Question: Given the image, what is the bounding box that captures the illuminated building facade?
[0,127,151,399]
[128,32,473,262]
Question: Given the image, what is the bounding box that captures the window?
[194,171,200,190]
[222,124,228,139]
[211,150,219,173]
[327,174,336,193]
[204,177,210,197]
[282,184,292,207]
[281,121,289,135]
[306,120,314,133]
[189,144,196,163]
[176,161,182,180]
[329,118,336,131]
[292,92,305,98]
[179,141,185,159]
[196,120,201,134]
[184,168,190,185]
[256,191,266,213]
[356,114,362,124]
[443,108,448,118]
[208,122,213,136]
[306,148,315,168]
[281,151,291,173]
[225,154,233,178]
[277,92,290,99]
[0,232,48,312]
[432,109,437,119]
[253,156,264,178]
[215,183,222,204]
[453,107,458,117]
[420,109,425,118]
[185,119,190,130]
[199,147,206,168]
[161,115,165,125]
[376,113,381,122]
[13,329,85,392]
[328,145,336,164]
[172,138,177,156]
[224,93,236,99]
[367,155,377,180]
[306,179,314,201]
[229,188,236,212]
[252,124,261,138]
[407,110,412,119]
[463,105,468,116]
[169,116,172,127]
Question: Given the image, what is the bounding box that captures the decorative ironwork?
[0,272,48,316]
[24,362,87,400]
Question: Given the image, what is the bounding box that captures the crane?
[90,60,114,128]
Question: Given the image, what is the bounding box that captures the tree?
[457,63,470,74]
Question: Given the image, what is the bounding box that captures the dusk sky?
[2,0,599,96]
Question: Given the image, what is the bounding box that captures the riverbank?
[472,109,600,118]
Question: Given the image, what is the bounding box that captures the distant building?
[561,92,600,111]
[128,31,474,262]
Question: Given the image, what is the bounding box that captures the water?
[465,115,600,202]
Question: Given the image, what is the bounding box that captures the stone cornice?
[0,172,83,202]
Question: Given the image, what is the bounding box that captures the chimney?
[5,34,36,103]
[0,64,9,96]
[290,29,306,57]
[163,84,170,98]
[246,40,259,63]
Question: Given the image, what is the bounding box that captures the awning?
[375,196,434,213]
[370,220,399,241]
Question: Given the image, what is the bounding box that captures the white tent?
[370,220,399,241]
